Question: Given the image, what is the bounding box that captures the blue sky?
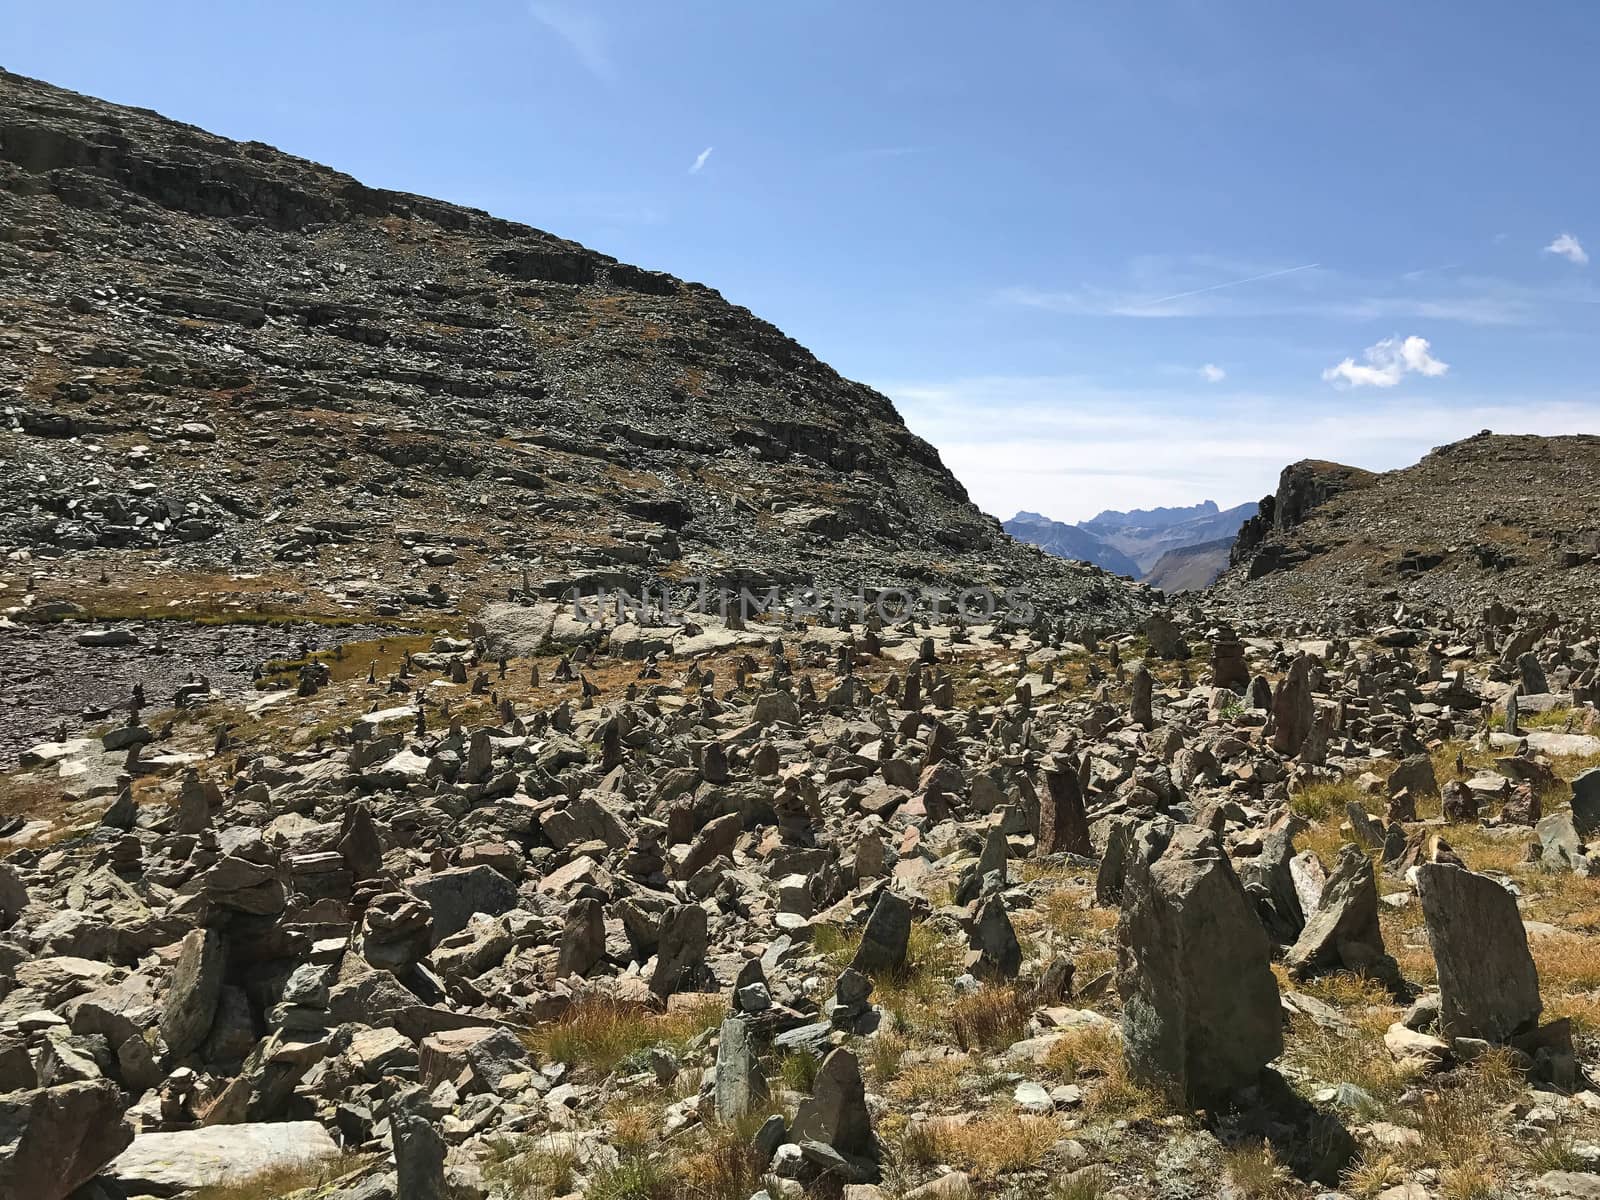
[9,1,1599,521]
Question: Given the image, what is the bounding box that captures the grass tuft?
[526,996,723,1077]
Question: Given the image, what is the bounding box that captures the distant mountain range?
[1005,500,1258,590]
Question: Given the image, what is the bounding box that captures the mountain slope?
[1142,537,1235,592]
[1081,500,1258,573]
[0,69,1146,621]
[1006,501,1255,583]
[1214,432,1600,616]
[1002,512,1141,578]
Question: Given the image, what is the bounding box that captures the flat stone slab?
[1525,731,1600,757]
[102,1120,340,1192]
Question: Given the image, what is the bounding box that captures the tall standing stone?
[1416,862,1541,1041]
[849,889,911,976]
[160,928,226,1057]
[1039,759,1092,857]
[792,1047,875,1161]
[391,1088,447,1200]
[713,1015,769,1121]
[650,903,708,997]
[1130,666,1154,730]
[1117,826,1282,1106]
[966,893,1022,980]
[1285,844,1400,989]
[557,897,606,979]
[1271,655,1315,757]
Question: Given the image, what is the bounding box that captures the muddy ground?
[0,619,407,766]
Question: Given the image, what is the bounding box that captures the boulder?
[1416,863,1541,1041]
[849,889,911,976]
[1285,844,1401,990]
[1117,825,1282,1106]
[159,928,226,1056]
[102,1120,339,1194]
[713,1015,769,1121]
[406,865,520,941]
[792,1047,875,1163]
[0,1080,133,1200]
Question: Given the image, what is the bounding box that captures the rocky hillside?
[1141,536,1234,592]
[0,68,1142,624]
[1216,432,1600,619]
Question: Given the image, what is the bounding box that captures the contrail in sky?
[1140,262,1321,306]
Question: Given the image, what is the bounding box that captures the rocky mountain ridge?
[1216,432,1600,619]
[1005,500,1256,588]
[0,68,1143,627]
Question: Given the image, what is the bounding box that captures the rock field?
[5,68,1600,1200]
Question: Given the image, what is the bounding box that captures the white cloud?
[1199,363,1226,383]
[528,2,615,81]
[878,373,1600,523]
[689,146,713,174]
[1545,232,1589,265]
[1322,335,1449,389]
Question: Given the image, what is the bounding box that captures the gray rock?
[102,1120,338,1194]
[651,903,709,996]
[0,865,28,928]
[967,892,1022,980]
[849,889,911,976]
[159,928,225,1056]
[1416,862,1541,1041]
[791,1047,875,1162]
[0,1080,133,1200]
[406,865,520,941]
[1117,825,1282,1106]
[1538,812,1587,873]
[713,1015,769,1121]
[1571,767,1600,838]
[556,896,606,979]
[392,1088,447,1200]
[1285,844,1401,989]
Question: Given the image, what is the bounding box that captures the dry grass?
[585,1155,676,1200]
[1279,1011,1415,1109]
[1040,1024,1165,1118]
[674,1113,775,1200]
[945,985,1034,1052]
[887,1056,970,1104]
[482,1136,579,1198]
[1222,1141,1292,1199]
[1392,1058,1521,1174]
[901,1111,1062,1178]
[1437,1163,1500,1200]
[1049,1169,1110,1200]
[1289,778,1368,823]
[526,996,724,1077]
[1343,1151,1402,1199]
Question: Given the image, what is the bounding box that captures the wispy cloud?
[1140,263,1321,308]
[528,2,615,81]
[689,146,713,175]
[1200,363,1226,383]
[998,256,1547,326]
[1322,334,1449,388]
[1545,232,1589,266]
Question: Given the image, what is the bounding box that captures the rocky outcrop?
[1220,433,1600,617]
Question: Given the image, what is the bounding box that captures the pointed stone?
[1416,862,1541,1042]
